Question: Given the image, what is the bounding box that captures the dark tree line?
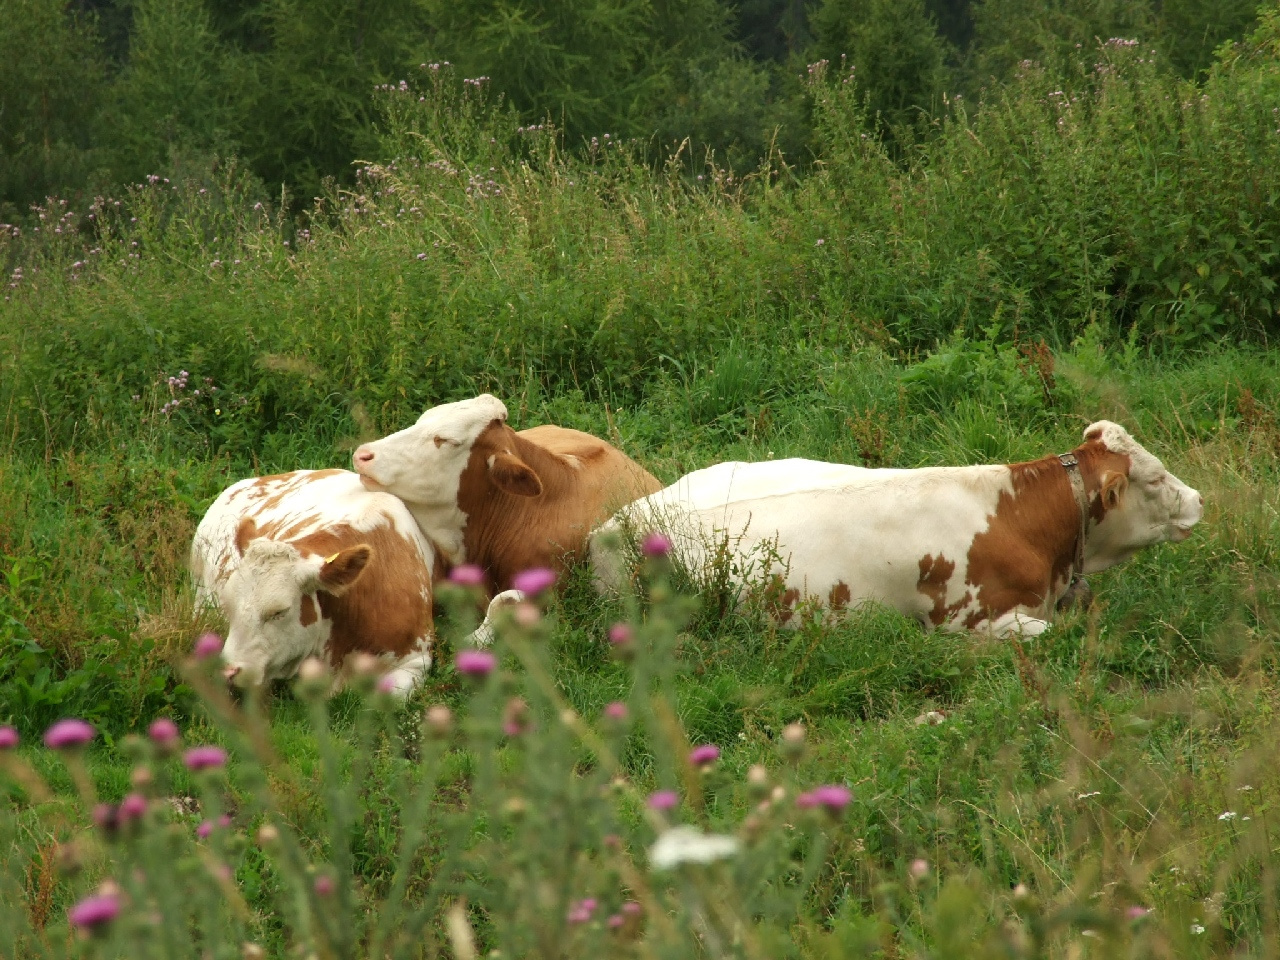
[0,0,1264,217]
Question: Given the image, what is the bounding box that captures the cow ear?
[1100,470,1129,510]
[489,452,543,498]
[316,545,373,595]
[235,517,259,556]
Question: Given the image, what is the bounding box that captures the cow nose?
[223,664,240,685]
[354,447,374,469]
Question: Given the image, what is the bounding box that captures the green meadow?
[3,25,1280,957]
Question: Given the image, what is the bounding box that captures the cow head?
[1078,420,1203,572]
[351,394,544,530]
[219,518,372,687]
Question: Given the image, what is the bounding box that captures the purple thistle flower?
[622,900,642,916]
[641,532,672,557]
[0,725,18,749]
[448,564,486,586]
[376,674,399,694]
[92,803,119,831]
[314,874,334,897]
[647,790,678,811]
[512,567,556,595]
[119,794,148,821]
[603,701,628,721]
[607,913,625,929]
[798,784,851,812]
[689,744,720,766]
[67,893,120,929]
[44,718,96,749]
[184,745,228,771]
[455,649,496,676]
[148,717,179,750]
[608,623,633,646]
[1126,905,1150,920]
[196,820,214,839]
[193,632,223,659]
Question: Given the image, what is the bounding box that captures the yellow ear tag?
[324,552,340,564]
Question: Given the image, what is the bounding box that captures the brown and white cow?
[351,394,662,593]
[590,421,1204,637]
[193,469,461,693]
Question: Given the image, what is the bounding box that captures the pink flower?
[314,874,334,897]
[909,858,929,879]
[566,897,597,923]
[512,567,556,594]
[608,623,633,646]
[1127,905,1150,920]
[68,893,120,929]
[148,718,179,749]
[689,744,720,766]
[44,718,96,749]
[376,674,399,694]
[455,650,496,676]
[0,725,18,749]
[193,633,223,659]
[93,803,118,831]
[119,794,148,822]
[184,745,228,771]
[607,913,625,929]
[641,532,672,557]
[797,784,851,813]
[647,790,678,811]
[603,701,629,721]
[448,564,486,586]
[621,900,642,916]
[196,820,215,839]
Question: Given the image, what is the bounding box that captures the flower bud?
[424,704,453,738]
[256,823,279,847]
[296,657,330,698]
[780,722,806,761]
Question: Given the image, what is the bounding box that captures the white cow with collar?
[591,421,1203,636]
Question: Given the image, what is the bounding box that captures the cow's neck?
[404,501,468,566]
[999,454,1091,603]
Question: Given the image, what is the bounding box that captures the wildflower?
[184,745,228,771]
[119,794,148,822]
[449,564,486,586]
[256,824,279,846]
[910,858,929,879]
[608,623,633,647]
[641,532,672,557]
[0,725,18,749]
[815,238,825,246]
[797,784,851,813]
[416,253,427,260]
[780,721,806,760]
[689,744,720,767]
[68,893,120,930]
[1190,922,1205,934]
[425,704,453,737]
[566,897,597,923]
[148,717,180,751]
[314,874,334,897]
[650,825,740,869]
[93,804,119,833]
[503,697,530,736]
[603,701,628,722]
[607,913,624,929]
[376,674,399,695]
[647,790,678,811]
[196,820,215,840]
[622,901,642,916]
[1126,906,1149,920]
[193,632,223,659]
[1218,811,1237,821]
[512,567,556,594]
[44,718,96,749]
[455,650,496,677]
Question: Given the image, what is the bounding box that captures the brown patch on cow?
[916,554,972,626]
[235,517,259,556]
[455,421,662,590]
[961,440,1131,626]
[828,581,851,611]
[289,521,433,665]
[299,594,318,627]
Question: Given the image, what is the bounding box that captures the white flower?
[1190,923,1206,935]
[649,826,740,870]
[1218,811,1237,821]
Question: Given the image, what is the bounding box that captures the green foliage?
[99,0,238,185]
[809,0,952,133]
[1157,0,1262,77]
[0,0,106,218]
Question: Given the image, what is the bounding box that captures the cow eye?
[433,436,461,449]
[264,609,289,622]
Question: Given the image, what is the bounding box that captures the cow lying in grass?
[352,394,662,595]
[591,421,1204,637]
[192,469,487,694]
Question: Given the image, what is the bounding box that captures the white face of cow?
[220,533,371,687]
[352,394,508,507]
[1082,420,1203,571]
